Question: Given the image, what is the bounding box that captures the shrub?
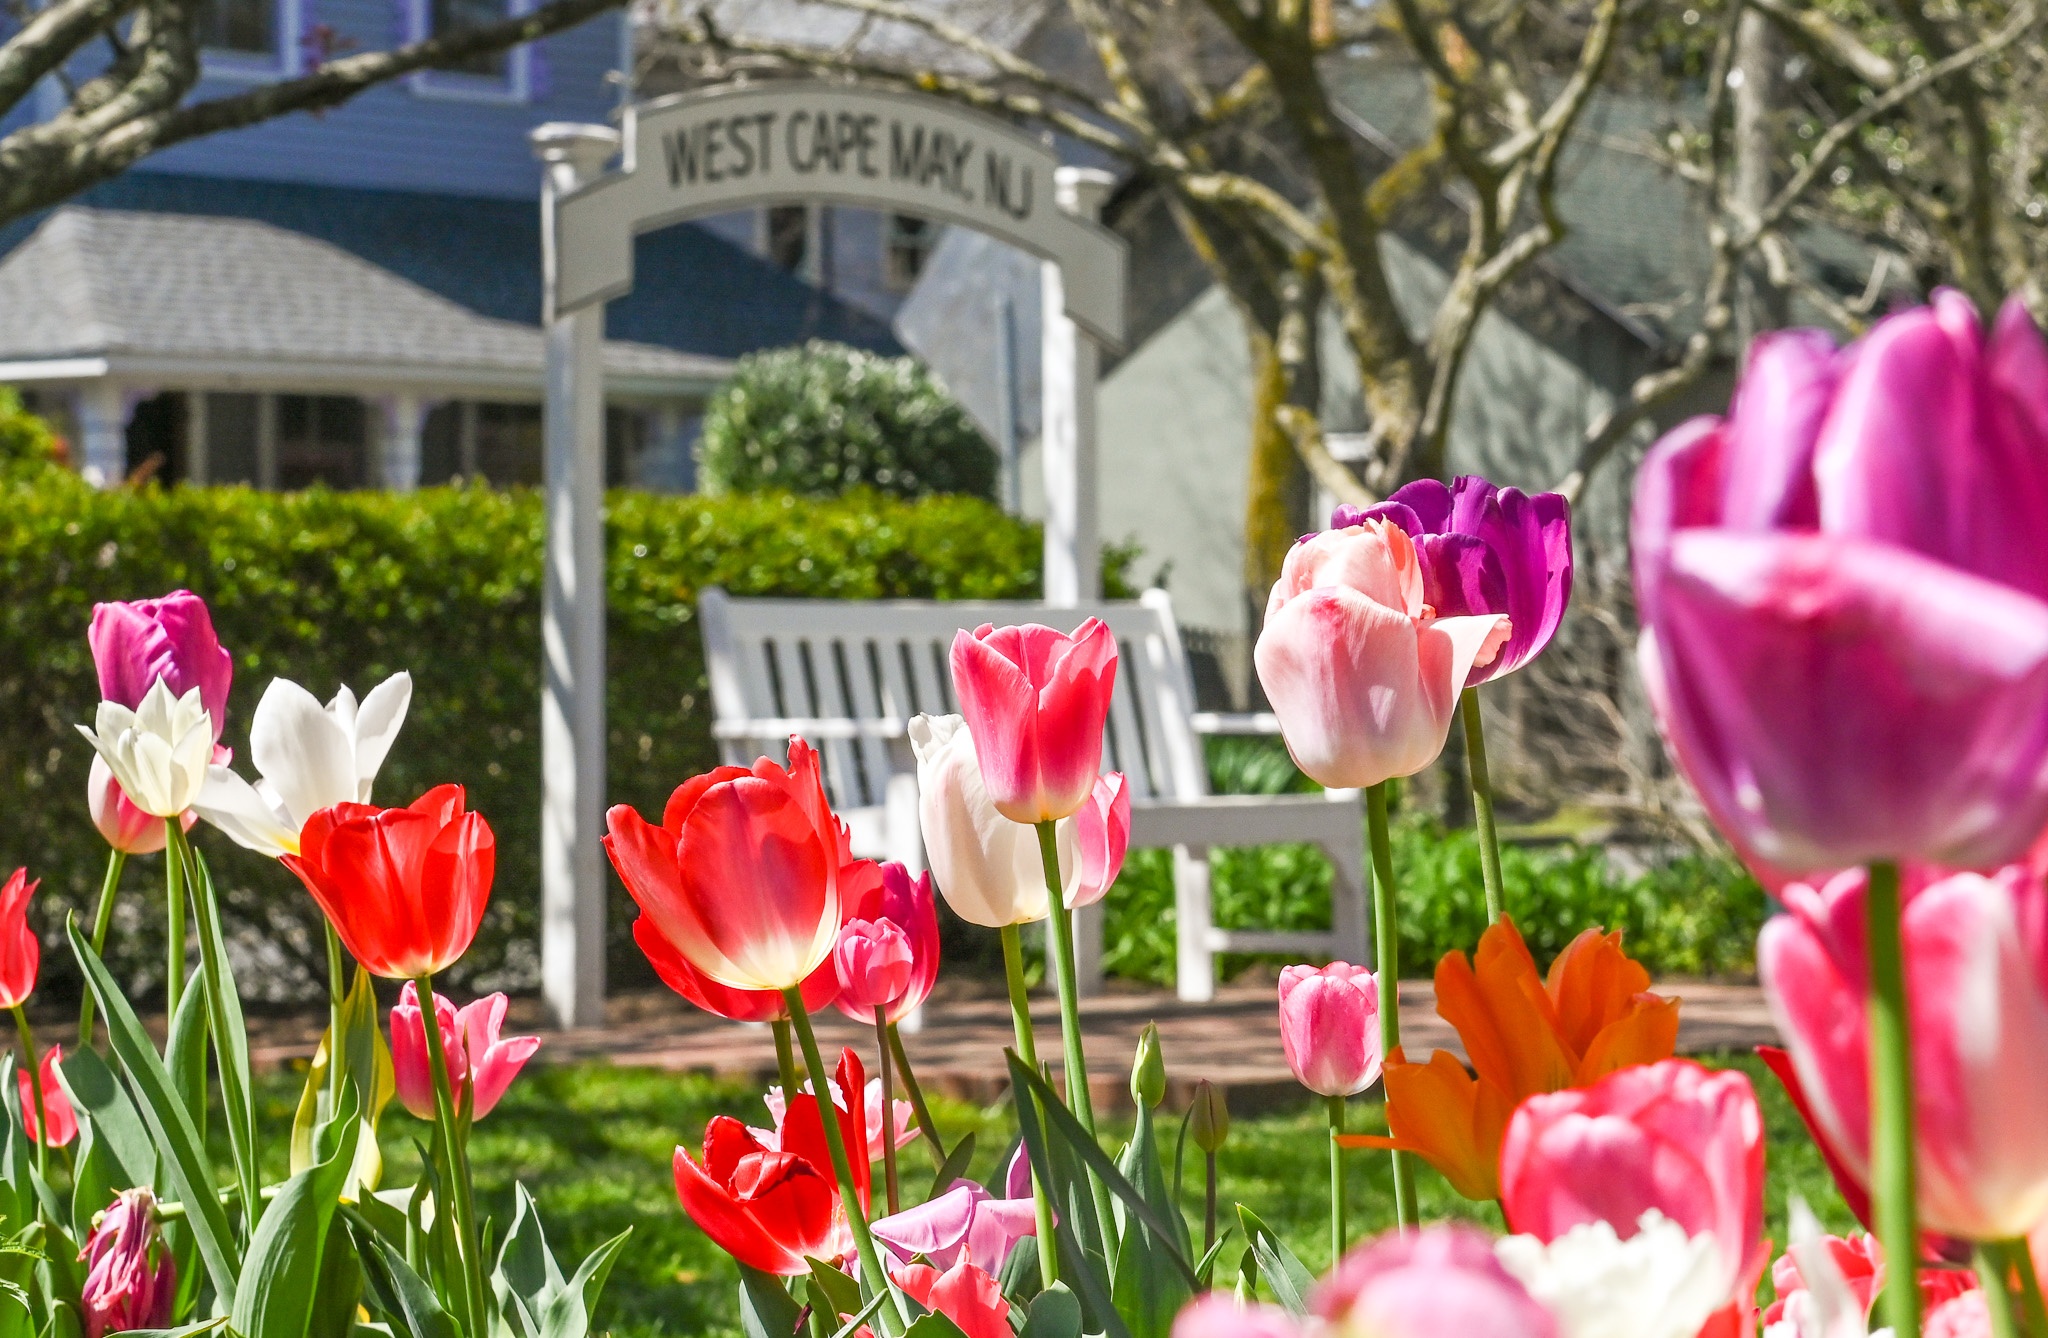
[0,477,1049,1005]
[0,388,61,480]
[698,340,999,500]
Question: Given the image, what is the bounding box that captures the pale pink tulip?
[1316,1224,1561,1338]
[1759,864,2048,1239]
[1278,962,1382,1097]
[1255,519,1511,789]
[949,620,1118,823]
[1499,1058,1767,1328]
[832,918,913,1014]
[88,757,189,855]
[390,983,539,1121]
[1171,1295,1303,1338]
[1065,772,1130,909]
[872,1179,1040,1274]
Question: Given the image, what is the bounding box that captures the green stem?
[1365,783,1418,1229]
[874,1009,900,1216]
[1000,924,1060,1291]
[162,820,186,1019]
[1461,688,1505,924]
[1203,1150,1217,1260]
[78,848,126,1048]
[1867,860,1920,1338]
[783,990,907,1333]
[11,1007,45,1181]
[1979,1244,2022,1338]
[885,1024,946,1168]
[322,925,348,1115]
[771,1017,802,1100]
[416,974,487,1338]
[1037,820,1118,1254]
[1327,1095,1345,1268]
[171,825,259,1243]
[2008,1237,2048,1338]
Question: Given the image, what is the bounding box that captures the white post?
[1040,167,1114,607]
[381,394,426,491]
[534,123,620,1030]
[76,383,127,488]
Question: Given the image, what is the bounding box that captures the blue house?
[0,0,899,491]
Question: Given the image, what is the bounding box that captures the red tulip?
[1499,1059,1767,1332]
[832,862,939,1025]
[949,620,1118,823]
[672,1048,868,1275]
[892,1261,1010,1338]
[280,786,494,980]
[19,1046,76,1147]
[389,984,539,1121]
[605,741,844,993]
[633,914,838,1024]
[1277,962,1381,1097]
[1760,1230,1976,1331]
[0,869,39,1010]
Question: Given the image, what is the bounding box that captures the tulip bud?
[1132,1022,1165,1109]
[1190,1079,1229,1153]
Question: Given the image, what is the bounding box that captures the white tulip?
[1494,1210,1728,1338]
[908,713,1075,928]
[192,673,412,857]
[76,681,215,819]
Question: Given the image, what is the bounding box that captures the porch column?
[533,122,620,1030]
[1041,167,1114,607]
[380,394,428,491]
[76,383,128,488]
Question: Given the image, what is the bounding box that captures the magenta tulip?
[390,983,539,1121]
[1278,962,1382,1097]
[1339,475,1572,683]
[1634,295,2048,875]
[831,861,938,1025]
[1759,863,2048,1239]
[1500,1058,1767,1325]
[78,1188,175,1338]
[1256,520,1511,789]
[88,592,232,743]
[949,620,1118,824]
[1065,772,1130,909]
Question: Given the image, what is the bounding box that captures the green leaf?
[1235,1206,1313,1316]
[902,1314,971,1338]
[163,971,210,1146]
[489,1183,630,1338]
[737,1266,802,1338]
[110,1322,229,1338]
[185,848,259,1234]
[827,1288,890,1338]
[1006,1052,1128,1338]
[1110,1103,1193,1338]
[803,1258,862,1322]
[348,1215,459,1338]
[65,917,239,1307]
[229,1085,361,1338]
[1019,1284,1083,1338]
[927,1133,976,1205]
[55,1047,153,1189]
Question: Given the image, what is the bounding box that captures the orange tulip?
[1341,916,1679,1200]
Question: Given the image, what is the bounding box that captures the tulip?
[390,983,538,1122]
[604,741,843,993]
[834,862,939,1025]
[760,1078,916,1166]
[1339,475,1573,684]
[673,1048,869,1275]
[1278,962,1381,1097]
[1495,1208,1735,1338]
[833,919,912,1014]
[1759,864,2048,1240]
[193,673,413,858]
[1348,917,1679,1200]
[1171,1296,1305,1338]
[76,681,214,819]
[1066,772,1131,909]
[893,1260,1010,1338]
[873,1179,1039,1274]
[1633,297,2048,875]
[19,1046,76,1147]
[634,913,838,1023]
[1499,1059,1767,1335]
[1255,518,1511,790]
[0,870,38,1011]
[1760,1230,1977,1333]
[1318,1224,1562,1338]
[949,619,1117,824]
[88,758,188,855]
[88,592,231,741]
[279,785,494,981]
[78,1187,175,1338]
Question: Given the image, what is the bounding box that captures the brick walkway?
[222,978,1776,1115]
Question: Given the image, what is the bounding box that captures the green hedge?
[0,475,1047,1005]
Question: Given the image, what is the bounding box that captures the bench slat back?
[699,588,1212,810]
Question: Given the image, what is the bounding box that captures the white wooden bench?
[698,586,1368,1002]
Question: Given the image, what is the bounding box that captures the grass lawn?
[248,1051,1849,1335]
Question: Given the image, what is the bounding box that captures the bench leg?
[884,772,928,1033]
[1175,844,1215,1004]
[1324,807,1371,970]
[1074,902,1105,999]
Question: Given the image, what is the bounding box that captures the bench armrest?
[711,717,909,742]
[1189,711,1282,736]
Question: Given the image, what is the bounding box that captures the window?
[430,0,507,76]
[766,205,809,273]
[408,0,529,98]
[193,0,274,55]
[884,213,938,289]
[275,395,368,490]
[414,402,541,486]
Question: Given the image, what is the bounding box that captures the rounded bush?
[698,340,998,500]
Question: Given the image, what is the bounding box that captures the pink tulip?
[762,1078,917,1165]
[1065,772,1130,909]
[832,918,913,1014]
[949,620,1118,824]
[1278,962,1382,1097]
[1255,519,1511,789]
[1633,296,2048,875]
[390,983,540,1121]
[19,1046,77,1147]
[88,592,233,743]
[872,1178,1040,1274]
[1316,1225,1561,1338]
[1171,1296,1303,1338]
[1759,863,2048,1240]
[78,1187,175,1338]
[831,861,938,1025]
[1500,1058,1767,1324]
[88,757,194,855]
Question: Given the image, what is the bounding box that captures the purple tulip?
[88,591,233,742]
[1633,291,2048,877]
[1334,476,1573,684]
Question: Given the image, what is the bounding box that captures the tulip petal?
[251,678,357,831]
[191,766,300,858]
[351,672,413,802]
[672,1145,812,1275]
